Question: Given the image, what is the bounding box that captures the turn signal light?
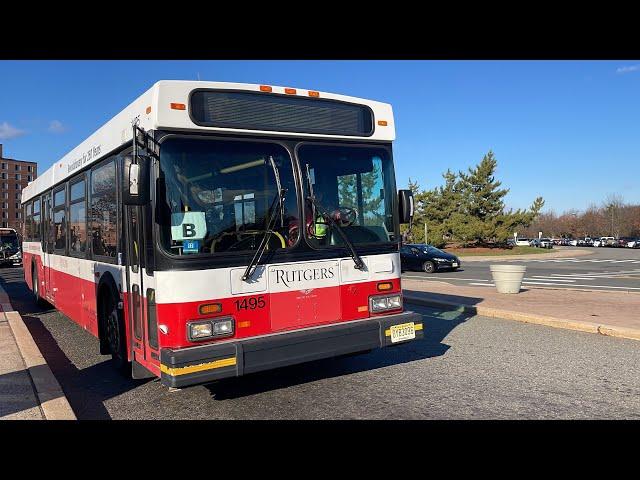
[199,303,222,315]
[377,282,393,291]
[170,103,186,110]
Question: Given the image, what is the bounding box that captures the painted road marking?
[528,277,577,282]
[403,275,489,282]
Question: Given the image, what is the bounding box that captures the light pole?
[424,223,427,245]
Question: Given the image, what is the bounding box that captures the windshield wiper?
[242,156,286,281]
[304,163,365,271]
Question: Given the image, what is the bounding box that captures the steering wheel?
[332,206,357,226]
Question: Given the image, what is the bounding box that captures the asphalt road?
[2,265,639,419]
[403,246,640,292]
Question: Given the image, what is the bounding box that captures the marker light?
[378,120,388,126]
[260,85,272,92]
[170,103,186,110]
[377,282,393,291]
[284,88,297,95]
[308,90,320,97]
[146,106,152,114]
[199,303,222,315]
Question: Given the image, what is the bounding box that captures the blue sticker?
[183,240,200,254]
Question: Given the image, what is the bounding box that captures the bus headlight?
[187,317,235,341]
[188,321,213,340]
[370,294,403,313]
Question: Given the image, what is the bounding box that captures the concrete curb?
[457,248,595,262]
[404,293,640,341]
[1,290,76,420]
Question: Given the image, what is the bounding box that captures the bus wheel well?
[97,276,118,355]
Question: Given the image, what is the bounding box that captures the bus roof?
[22,80,395,203]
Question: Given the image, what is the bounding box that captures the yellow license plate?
[389,322,416,343]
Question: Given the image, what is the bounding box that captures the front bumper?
[160,311,423,388]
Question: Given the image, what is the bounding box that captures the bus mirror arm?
[123,154,151,206]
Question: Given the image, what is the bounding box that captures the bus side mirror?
[398,189,414,224]
[123,154,150,205]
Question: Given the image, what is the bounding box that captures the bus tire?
[101,285,131,376]
[31,265,47,307]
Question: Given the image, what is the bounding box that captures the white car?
[569,239,578,246]
[628,239,640,248]
[600,236,615,247]
[515,238,531,246]
[592,238,603,247]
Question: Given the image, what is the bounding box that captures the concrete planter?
[489,264,527,294]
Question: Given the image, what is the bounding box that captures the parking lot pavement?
[403,247,640,292]
[2,265,640,419]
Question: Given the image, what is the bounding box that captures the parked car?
[600,236,616,247]
[618,237,634,248]
[592,237,603,247]
[400,243,460,273]
[515,238,531,247]
[569,239,579,246]
[529,238,552,248]
[539,237,553,249]
[627,238,640,248]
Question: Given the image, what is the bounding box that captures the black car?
[400,243,460,273]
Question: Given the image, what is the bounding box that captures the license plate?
[390,322,416,343]
[452,262,458,267]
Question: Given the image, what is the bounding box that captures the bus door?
[42,192,53,301]
[125,204,148,368]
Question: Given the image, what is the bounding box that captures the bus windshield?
[299,144,396,247]
[0,233,19,251]
[158,137,299,256]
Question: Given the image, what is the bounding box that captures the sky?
[0,60,638,213]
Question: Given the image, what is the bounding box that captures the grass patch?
[450,246,554,257]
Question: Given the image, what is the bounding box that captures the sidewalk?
[0,282,75,420]
[403,278,640,340]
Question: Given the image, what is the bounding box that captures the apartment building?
[0,144,37,232]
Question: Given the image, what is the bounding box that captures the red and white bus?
[21,80,421,388]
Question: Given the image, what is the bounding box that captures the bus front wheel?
[102,287,130,375]
[31,266,47,307]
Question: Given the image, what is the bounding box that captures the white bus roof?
[22,80,395,203]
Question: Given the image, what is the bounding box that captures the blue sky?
[0,60,638,213]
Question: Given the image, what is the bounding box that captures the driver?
[288,190,333,246]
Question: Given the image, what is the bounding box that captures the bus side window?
[32,198,41,241]
[53,186,66,254]
[91,159,117,260]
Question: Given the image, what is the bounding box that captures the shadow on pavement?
[19,314,149,419]
[0,368,42,418]
[207,305,474,400]
[0,267,148,420]
[403,288,484,307]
